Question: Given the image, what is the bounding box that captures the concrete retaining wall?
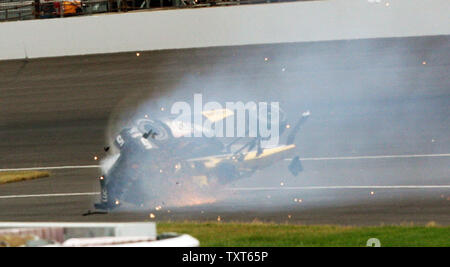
[0,0,449,60]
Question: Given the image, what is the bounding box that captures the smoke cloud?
[101,36,449,214]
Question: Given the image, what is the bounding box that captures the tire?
[136,119,173,146]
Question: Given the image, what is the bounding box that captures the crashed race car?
[94,107,310,211]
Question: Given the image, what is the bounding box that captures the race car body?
[94,108,310,210]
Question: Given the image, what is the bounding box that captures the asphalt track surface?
[0,35,449,225]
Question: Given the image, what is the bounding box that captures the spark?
[294,198,303,203]
[94,156,98,161]
[217,216,221,222]
[280,182,285,186]
[149,213,155,219]
[144,114,149,118]
[159,169,163,173]
[281,68,286,72]
[136,52,140,57]
[370,191,375,196]
[264,57,269,62]
[286,124,291,129]
[160,107,165,111]
[287,214,292,219]
[385,2,390,7]
[115,200,120,205]
[99,176,104,180]
[422,61,427,65]
[155,205,162,211]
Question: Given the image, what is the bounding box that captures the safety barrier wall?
[0,0,449,60]
[0,222,200,246]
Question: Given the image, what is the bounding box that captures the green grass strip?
[158,221,450,247]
